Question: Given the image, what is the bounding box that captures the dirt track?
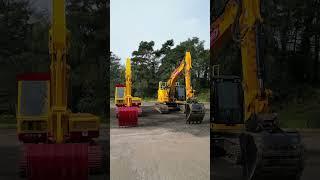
[0,127,108,180]
[212,131,320,180]
[110,102,210,180]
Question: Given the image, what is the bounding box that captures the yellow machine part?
[211,0,270,130]
[157,54,186,104]
[69,113,100,132]
[184,52,194,99]
[114,58,142,107]
[157,82,170,103]
[115,86,142,106]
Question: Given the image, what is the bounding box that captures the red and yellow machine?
[115,58,142,126]
[16,0,104,179]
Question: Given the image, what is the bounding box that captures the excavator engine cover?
[20,143,104,180]
[118,106,139,127]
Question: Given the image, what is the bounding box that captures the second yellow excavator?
[155,51,205,124]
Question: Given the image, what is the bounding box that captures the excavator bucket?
[118,106,139,127]
[185,103,205,124]
[19,144,104,180]
[116,106,142,117]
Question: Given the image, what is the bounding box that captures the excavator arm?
[163,52,194,101]
[184,52,194,100]
[211,0,240,56]
[211,0,268,122]
[166,57,185,100]
[49,0,70,143]
[125,58,133,107]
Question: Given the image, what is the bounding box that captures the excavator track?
[240,131,305,180]
[185,103,205,124]
[154,103,179,114]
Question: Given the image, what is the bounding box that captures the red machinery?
[114,58,141,127]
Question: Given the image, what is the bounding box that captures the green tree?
[110,52,124,97]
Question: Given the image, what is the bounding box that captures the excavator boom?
[184,52,194,99]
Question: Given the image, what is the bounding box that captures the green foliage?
[0,0,108,116]
[131,41,158,97]
[197,88,210,103]
[123,38,210,98]
[110,53,124,97]
[212,0,320,104]
[66,0,108,116]
[277,88,320,128]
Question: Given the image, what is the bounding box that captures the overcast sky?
[111,0,209,64]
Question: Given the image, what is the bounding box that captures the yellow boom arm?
[166,58,185,99]
[184,52,194,100]
[125,58,133,107]
[211,0,270,122]
[49,0,70,143]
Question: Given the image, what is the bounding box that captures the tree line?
[110,37,210,99]
[211,0,320,105]
[0,0,108,117]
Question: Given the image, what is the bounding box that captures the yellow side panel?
[157,89,169,103]
[69,113,100,132]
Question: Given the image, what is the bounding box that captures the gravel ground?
[110,102,210,180]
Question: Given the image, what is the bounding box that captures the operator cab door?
[212,76,244,126]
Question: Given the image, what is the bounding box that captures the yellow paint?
[125,58,133,107]
[211,0,271,131]
[157,51,195,103]
[184,52,194,99]
[115,58,141,107]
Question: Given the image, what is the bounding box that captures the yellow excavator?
[16,0,104,179]
[211,0,304,179]
[155,51,205,124]
[115,58,141,126]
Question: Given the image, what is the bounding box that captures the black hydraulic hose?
[255,23,266,96]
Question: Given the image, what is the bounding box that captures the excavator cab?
[115,84,126,106]
[115,84,142,118]
[17,73,50,143]
[175,82,186,101]
[211,75,245,157]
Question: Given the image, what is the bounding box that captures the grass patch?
[141,97,157,102]
[0,124,16,129]
[277,89,320,128]
[197,89,210,102]
[0,114,16,124]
